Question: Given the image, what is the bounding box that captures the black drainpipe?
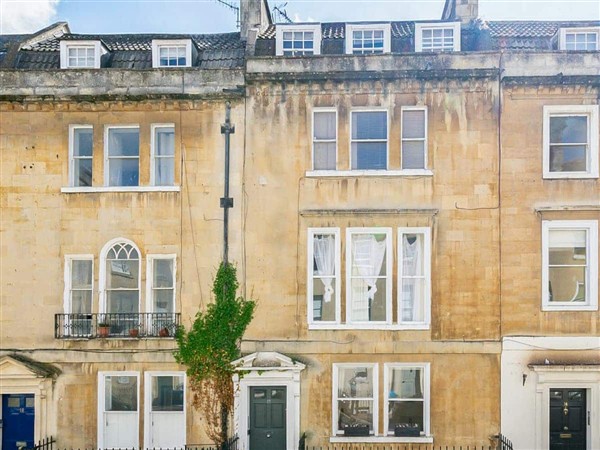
[221,101,235,264]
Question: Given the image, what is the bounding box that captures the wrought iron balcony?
[54,313,180,339]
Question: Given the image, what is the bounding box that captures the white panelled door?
[144,372,186,449]
[99,372,139,449]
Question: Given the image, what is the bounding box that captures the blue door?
[2,394,35,450]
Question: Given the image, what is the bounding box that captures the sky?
[1,0,599,35]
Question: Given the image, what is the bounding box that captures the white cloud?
[1,0,59,34]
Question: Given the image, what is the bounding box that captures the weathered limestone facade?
[1,69,246,447]
[1,1,599,449]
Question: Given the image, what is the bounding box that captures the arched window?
[100,239,140,315]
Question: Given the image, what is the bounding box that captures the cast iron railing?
[55,313,180,339]
[25,436,55,450]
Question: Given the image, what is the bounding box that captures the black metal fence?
[26,436,55,450]
[55,313,181,339]
[498,434,514,450]
[38,435,239,450]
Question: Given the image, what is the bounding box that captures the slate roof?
[486,20,600,38]
[255,20,600,55]
[7,29,245,69]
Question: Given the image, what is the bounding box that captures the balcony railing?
[55,313,180,339]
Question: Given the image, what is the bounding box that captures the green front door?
[249,386,286,450]
[550,388,587,450]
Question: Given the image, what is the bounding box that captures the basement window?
[415,23,461,52]
[276,24,321,56]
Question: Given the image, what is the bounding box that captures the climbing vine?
[175,262,255,445]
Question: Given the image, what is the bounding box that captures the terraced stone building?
[1,0,598,449]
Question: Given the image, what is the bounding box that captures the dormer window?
[152,40,193,68]
[346,24,391,55]
[559,27,599,51]
[60,41,103,69]
[276,25,321,56]
[415,23,461,52]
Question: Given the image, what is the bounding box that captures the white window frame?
[350,109,389,172]
[307,228,341,326]
[345,24,391,55]
[541,220,598,311]
[415,22,461,52]
[63,255,94,337]
[104,125,140,187]
[400,106,429,172]
[60,40,103,69]
[276,24,322,56]
[332,363,379,437]
[311,108,338,171]
[384,363,431,438]
[152,39,192,68]
[143,371,186,449]
[346,227,393,326]
[68,124,93,187]
[97,371,140,450]
[397,228,431,329]
[559,27,600,51]
[99,237,142,314]
[543,105,599,179]
[145,254,177,314]
[150,123,176,186]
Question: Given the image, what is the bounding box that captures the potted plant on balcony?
[97,321,110,338]
[128,325,140,338]
[158,326,170,337]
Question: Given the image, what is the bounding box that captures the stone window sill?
[306,169,433,177]
[330,436,433,444]
[61,186,180,193]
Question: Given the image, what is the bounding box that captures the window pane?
[338,401,373,432]
[402,110,425,139]
[107,260,139,289]
[74,128,93,157]
[388,401,424,433]
[71,290,92,314]
[156,127,175,156]
[153,289,174,313]
[550,116,587,143]
[337,367,373,398]
[108,128,139,157]
[74,158,92,187]
[402,234,423,276]
[154,259,174,287]
[314,143,336,170]
[152,376,184,411]
[402,141,425,169]
[352,112,387,139]
[549,267,586,302]
[350,278,387,321]
[312,280,336,321]
[107,291,139,313]
[401,278,425,322]
[105,376,137,411]
[352,142,387,170]
[389,367,424,399]
[109,158,139,186]
[72,260,93,288]
[155,158,175,186]
[549,145,587,172]
[314,112,336,140]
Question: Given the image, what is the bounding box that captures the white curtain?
[352,235,386,320]
[401,234,422,321]
[314,235,335,303]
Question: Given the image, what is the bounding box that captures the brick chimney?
[441,0,479,24]
[240,0,272,41]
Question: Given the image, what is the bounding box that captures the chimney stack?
[441,0,479,24]
[240,0,272,41]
